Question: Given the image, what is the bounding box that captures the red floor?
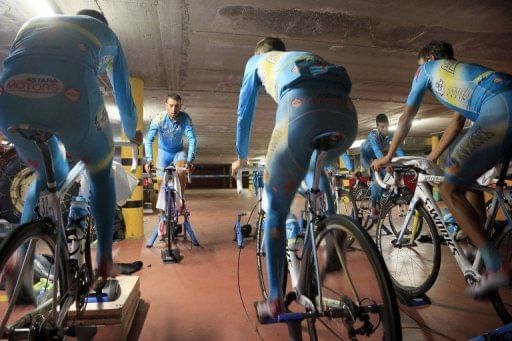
[103,189,503,340]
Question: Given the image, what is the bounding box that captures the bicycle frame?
[2,139,137,335]
[288,151,328,314]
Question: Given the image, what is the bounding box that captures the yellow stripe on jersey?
[259,52,286,101]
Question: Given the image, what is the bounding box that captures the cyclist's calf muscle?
[440,182,487,246]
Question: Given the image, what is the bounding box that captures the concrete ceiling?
[1,0,511,163]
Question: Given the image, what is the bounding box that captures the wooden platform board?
[68,276,140,340]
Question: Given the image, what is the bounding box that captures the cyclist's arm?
[341,152,353,172]
[236,56,262,160]
[395,144,405,157]
[144,117,159,162]
[183,115,197,163]
[428,112,466,162]
[110,41,137,141]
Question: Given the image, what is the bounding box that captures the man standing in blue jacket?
[360,113,404,218]
[0,10,142,286]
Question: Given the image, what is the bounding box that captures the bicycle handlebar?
[374,170,390,189]
[236,166,265,194]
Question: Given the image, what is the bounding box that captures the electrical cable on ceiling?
[94,0,104,15]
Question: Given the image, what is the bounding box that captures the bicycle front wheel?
[376,203,441,298]
[491,226,512,323]
[305,215,402,340]
[0,220,69,338]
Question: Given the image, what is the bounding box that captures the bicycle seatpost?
[311,151,328,192]
[37,141,57,192]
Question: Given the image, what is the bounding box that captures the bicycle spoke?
[330,229,361,304]
[308,215,401,340]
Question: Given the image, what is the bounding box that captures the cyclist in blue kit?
[231,37,357,319]
[373,40,512,297]
[0,10,142,288]
[144,93,196,203]
[361,113,404,218]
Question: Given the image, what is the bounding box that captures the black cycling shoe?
[117,261,144,275]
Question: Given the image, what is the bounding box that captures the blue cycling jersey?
[236,51,352,159]
[360,129,404,160]
[3,15,137,139]
[145,111,197,163]
[406,60,512,122]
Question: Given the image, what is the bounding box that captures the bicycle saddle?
[310,132,343,151]
[8,124,53,143]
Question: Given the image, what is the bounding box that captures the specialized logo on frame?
[5,74,63,98]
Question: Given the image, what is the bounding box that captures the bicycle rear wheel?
[376,203,441,298]
[305,215,401,340]
[0,220,69,338]
[490,227,512,323]
[255,213,268,299]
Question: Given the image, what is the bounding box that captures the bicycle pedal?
[264,312,305,324]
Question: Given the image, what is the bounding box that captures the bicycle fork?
[393,198,420,246]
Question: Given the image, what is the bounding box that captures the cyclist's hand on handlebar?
[144,162,153,174]
[231,158,248,177]
[372,155,392,171]
[130,130,143,145]
[426,153,438,163]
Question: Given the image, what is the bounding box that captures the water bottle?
[442,208,458,237]
[286,214,301,249]
[36,287,48,306]
[35,279,53,306]
[67,196,89,261]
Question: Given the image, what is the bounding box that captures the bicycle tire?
[304,215,402,340]
[0,220,69,336]
[490,227,512,323]
[255,213,268,299]
[376,202,441,298]
[0,153,78,224]
[166,189,177,251]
